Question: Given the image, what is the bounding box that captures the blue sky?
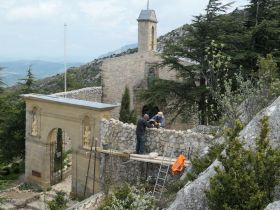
[0,0,248,63]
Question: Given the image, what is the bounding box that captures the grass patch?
[18,183,43,192]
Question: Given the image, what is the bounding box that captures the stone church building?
[22,5,203,199]
[100,8,179,123]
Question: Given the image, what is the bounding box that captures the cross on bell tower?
[137,0,158,52]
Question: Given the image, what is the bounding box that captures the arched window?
[151,26,155,50]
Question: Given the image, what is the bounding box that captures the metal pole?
[83,137,95,198]
[92,140,98,194]
[64,23,67,97]
[147,0,150,10]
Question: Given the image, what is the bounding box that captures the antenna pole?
[64,23,67,97]
[147,0,149,10]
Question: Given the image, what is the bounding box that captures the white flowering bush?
[100,183,154,210]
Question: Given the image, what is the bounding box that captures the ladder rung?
[155,184,163,188]
[157,177,165,181]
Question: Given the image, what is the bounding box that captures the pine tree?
[20,65,35,93]
[254,116,280,204]
[246,0,280,66]
[119,86,137,124]
[206,120,264,210]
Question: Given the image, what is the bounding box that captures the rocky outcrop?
[168,96,280,210]
[168,160,221,210]
[265,201,280,210]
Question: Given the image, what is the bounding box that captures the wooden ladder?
[152,140,176,200]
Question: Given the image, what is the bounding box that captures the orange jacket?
[172,154,186,175]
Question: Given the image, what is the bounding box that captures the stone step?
[13,194,40,209]
[0,203,17,210]
[26,200,46,210]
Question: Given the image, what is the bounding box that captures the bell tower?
[137,1,158,52]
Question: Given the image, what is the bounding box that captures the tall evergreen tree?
[119,86,137,124]
[254,116,280,204]
[206,120,263,210]
[246,0,280,66]
[20,65,35,93]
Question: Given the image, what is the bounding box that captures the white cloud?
[78,0,125,26]
[5,1,62,21]
[0,0,249,61]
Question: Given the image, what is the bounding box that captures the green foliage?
[18,182,43,192]
[0,94,26,161]
[0,68,36,162]
[188,143,225,181]
[99,183,154,210]
[19,65,35,93]
[0,67,5,93]
[257,54,280,100]
[47,191,67,210]
[206,117,280,210]
[246,0,280,61]
[254,116,280,204]
[142,0,280,125]
[119,87,137,124]
[37,65,101,94]
[142,0,245,125]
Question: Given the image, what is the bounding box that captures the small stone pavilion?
[23,94,117,197]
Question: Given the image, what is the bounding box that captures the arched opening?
[142,104,159,118]
[48,128,72,185]
[151,26,155,50]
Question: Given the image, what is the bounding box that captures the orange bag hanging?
[172,154,186,175]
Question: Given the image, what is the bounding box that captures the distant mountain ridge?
[0,60,83,86]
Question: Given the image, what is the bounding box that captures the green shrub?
[18,183,43,192]
[47,191,67,210]
[11,163,20,174]
[206,117,280,210]
[0,168,10,176]
[99,183,154,210]
[188,143,225,181]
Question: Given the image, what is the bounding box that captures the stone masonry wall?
[100,118,214,157]
[98,118,214,188]
[52,87,102,102]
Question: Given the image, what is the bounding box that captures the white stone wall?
[52,87,102,102]
[100,118,214,156]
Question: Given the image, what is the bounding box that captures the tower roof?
[137,10,158,23]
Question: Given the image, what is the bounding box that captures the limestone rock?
[168,96,280,210]
[168,160,221,210]
[264,201,280,210]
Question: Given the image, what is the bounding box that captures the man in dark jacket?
[136,114,149,154]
